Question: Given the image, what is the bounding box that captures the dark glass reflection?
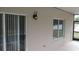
[0,14,3,51]
[53,19,58,38]
[5,14,25,51]
[19,16,25,51]
[59,20,63,37]
[5,14,18,51]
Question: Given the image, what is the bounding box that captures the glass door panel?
[5,14,18,51]
[0,14,3,51]
[19,16,25,51]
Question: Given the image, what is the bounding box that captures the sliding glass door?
[0,13,26,51]
[5,14,18,51]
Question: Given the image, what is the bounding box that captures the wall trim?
[54,7,74,15]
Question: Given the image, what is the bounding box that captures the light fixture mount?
[33,11,38,20]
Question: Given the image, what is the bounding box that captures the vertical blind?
[0,13,26,51]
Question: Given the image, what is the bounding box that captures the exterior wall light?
[33,11,38,20]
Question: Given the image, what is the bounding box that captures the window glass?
[59,20,64,37]
[5,14,18,51]
[53,19,64,39]
[74,15,79,21]
[5,14,26,51]
[0,14,3,51]
[53,19,58,38]
[74,15,79,39]
[19,16,25,51]
[0,13,26,51]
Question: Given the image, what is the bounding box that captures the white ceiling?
[58,7,79,14]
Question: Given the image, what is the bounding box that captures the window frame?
[53,18,64,40]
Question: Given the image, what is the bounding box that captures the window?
[53,19,64,39]
[0,14,3,51]
[0,13,26,51]
[73,15,79,40]
[53,19,58,38]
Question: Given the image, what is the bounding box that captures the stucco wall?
[0,7,74,51]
